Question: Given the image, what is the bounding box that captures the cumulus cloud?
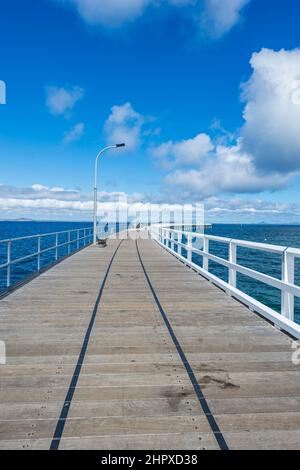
[165,143,289,199]
[55,0,249,37]
[201,0,250,38]
[46,85,84,117]
[104,102,145,151]
[241,48,300,174]
[152,48,300,200]
[63,122,85,143]
[152,133,213,169]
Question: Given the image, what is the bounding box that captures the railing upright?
[203,237,209,271]
[77,230,80,250]
[187,234,192,262]
[282,251,295,321]
[68,231,71,254]
[55,233,59,261]
[229,241,237,288]
[178,233,182,256]
[37,236,41,271]
[6,241,11,288]
[171,231,175,251]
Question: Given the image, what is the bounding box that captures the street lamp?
[93,143,125,244]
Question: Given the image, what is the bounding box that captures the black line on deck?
[136,239,229,451]
[49,241,123,450]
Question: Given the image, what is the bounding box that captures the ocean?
[0,221,300,324]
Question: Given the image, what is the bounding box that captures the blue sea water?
[0,222,300,325]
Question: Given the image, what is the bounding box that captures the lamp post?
[93,143,125,245]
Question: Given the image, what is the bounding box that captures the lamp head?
[116,143,126,148]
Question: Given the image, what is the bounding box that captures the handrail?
[149,225,300,339]
[0,228,87,244]
[0,227,93,290]
[161,227,290,254]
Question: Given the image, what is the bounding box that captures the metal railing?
[0,227,93,290]
[149,225,300,339]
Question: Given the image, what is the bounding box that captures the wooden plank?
[0,431,217,450]
[0,233,299,450]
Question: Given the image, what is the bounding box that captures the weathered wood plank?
[0,233,299,450]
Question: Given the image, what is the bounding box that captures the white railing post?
[282,250,295,321]
[178,233,182,256]
[84,228,86,246]
[68,231,71,255]
[171,231,175,251]
[77,230,80,250]
[6,241,11,288]
[187,234,192,262]
[203,237,209,271]
[55,233,59,261]
[229,241,237,288]
[37,236,41,271]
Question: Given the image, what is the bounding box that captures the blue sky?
[1,0,300,222]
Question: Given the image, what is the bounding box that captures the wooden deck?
[0,233,299,450]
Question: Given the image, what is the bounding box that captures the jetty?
[0,228,300,450]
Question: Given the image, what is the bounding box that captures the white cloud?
[63,122,85,143]
[154,48,300,200]
[201,0,250,38]
[204,196,300,223]
[31,184,49,192]
[66,0,152,27]
[0,183,199,220]
[165,143,289,199]
[1,183,300,224]
[241,48,300,174]
[152,133,213,169]
[46,85,84,117]
[56,0,249,37]
[104,102,144,151]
